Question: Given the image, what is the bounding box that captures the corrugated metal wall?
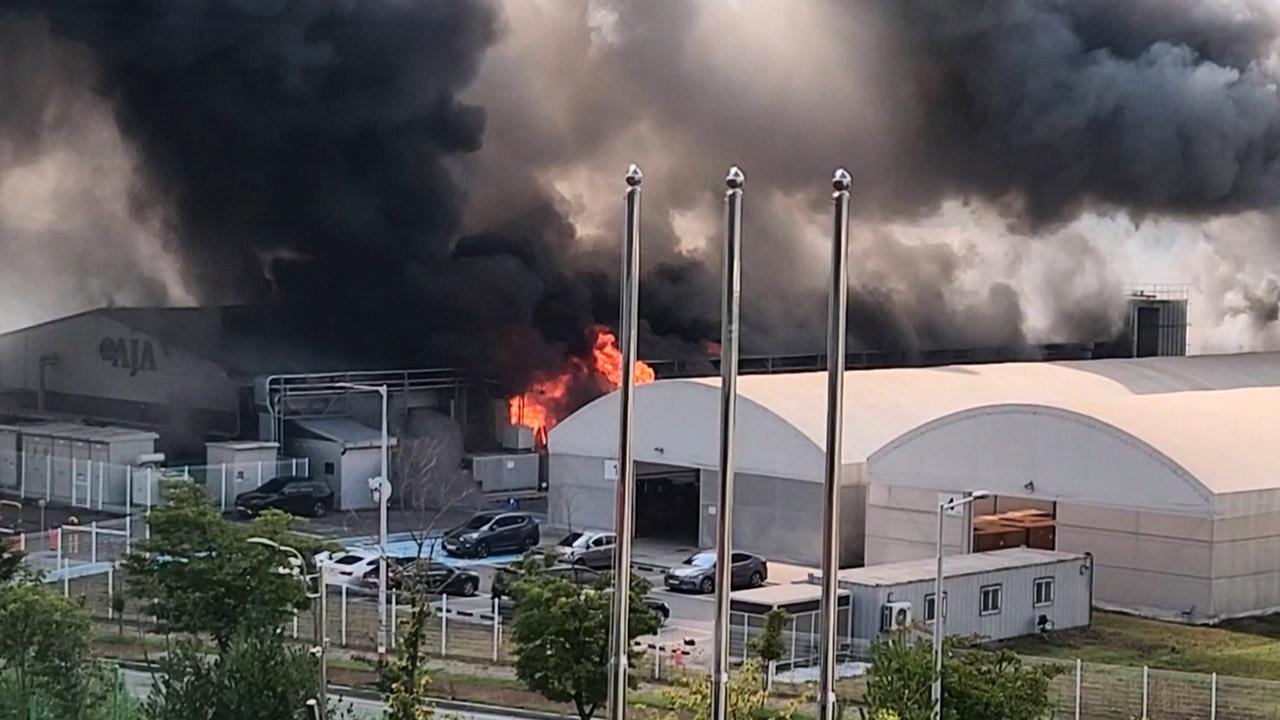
[843,556,1092,651]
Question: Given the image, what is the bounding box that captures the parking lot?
[231,502,796,651]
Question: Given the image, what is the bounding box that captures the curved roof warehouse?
[548,351,1280,623]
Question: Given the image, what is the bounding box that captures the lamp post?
[606,164,643,720]
[336,381,390,661]
[248,536,327,713]
[817,169,852,720]
[931,490,990,720]
[710,166,745,720]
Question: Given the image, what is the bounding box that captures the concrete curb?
[115,659,576,720]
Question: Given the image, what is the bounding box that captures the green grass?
[998,610,1280,679]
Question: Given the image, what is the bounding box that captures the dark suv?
[233,476,334,518]
[442,511,540,559]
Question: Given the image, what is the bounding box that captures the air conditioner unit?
[881,601,913,631]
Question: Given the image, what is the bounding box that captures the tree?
[0,536,23,584]
[508,557,662,720]
[144,631,321,720]
[122,482,311,646]
[397,436,473,558]
[862,633,1059,720]
[0,580,114,720]
[662,658,806,720]
[381,564,438,720]
[749,608,792,666]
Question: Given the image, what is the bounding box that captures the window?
[924,592,948,622]
[1034,577,1055,607]
[494,515,523,528]
[980,584,1003,615]
[324,462,335,476]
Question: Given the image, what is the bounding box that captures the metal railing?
[43,570,1280,719]
[0,449,309,514]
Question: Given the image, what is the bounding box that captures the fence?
[40,569,1280,720]
[727,606,854,671]
[0,449,309,514]
[1021,656,1280,720]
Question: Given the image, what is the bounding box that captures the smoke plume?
[3,0,1280,385]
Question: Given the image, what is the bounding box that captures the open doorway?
[970,495,1056,553]
[635,467,699,545]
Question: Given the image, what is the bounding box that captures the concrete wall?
[1210,489,1280,619]
[548,452,620,532]
[696,469,863,566]
[549,451,867,567]
[1055,504,1214,622]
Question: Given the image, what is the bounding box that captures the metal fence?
[0,449,309,513]
[40,570,1280,720]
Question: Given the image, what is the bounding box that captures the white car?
[315,549,382,589]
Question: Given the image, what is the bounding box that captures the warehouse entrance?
[970,495,1057,553]
[635,464,700,545]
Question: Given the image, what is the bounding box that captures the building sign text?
[99,337,158,376]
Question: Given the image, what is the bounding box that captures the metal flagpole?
[817,169,852,720]
[606,164,643,720]
[711,166,745,720]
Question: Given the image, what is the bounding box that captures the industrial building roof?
[823,548,1088,587]
[290,418,398,450]
[686,350,1280,463]
[922,388,1280,495]
[15,422,159,443]
[549,351,1280,496]
[731,583,850,605]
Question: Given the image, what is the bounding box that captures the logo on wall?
[99,337,158,376]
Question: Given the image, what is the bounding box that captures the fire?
[508,325,655,448]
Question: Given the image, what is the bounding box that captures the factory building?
[0,306,496,459]
[548,350,1280,622]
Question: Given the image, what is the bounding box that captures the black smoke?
[5,0,1280,386]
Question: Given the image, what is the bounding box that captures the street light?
[336,381,390,661]
[248,536,327,713]
[931,490,990,720]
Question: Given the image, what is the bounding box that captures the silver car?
[554,531,617,569]
[663,550,768,594]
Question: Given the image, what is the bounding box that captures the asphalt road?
[119,667,538,720]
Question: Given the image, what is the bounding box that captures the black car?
[492,564,669,625]
[441,511,540,559]
[233,476,334,518]
[362,559,480,596]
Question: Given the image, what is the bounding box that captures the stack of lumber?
[971,509,1056,551]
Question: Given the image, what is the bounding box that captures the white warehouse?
[547,351,1280,623]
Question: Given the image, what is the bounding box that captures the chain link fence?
[0,449,308,514]
[37,569,1280,720]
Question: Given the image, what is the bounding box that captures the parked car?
[492,563,669,624]
[316,550,382,588]
[442,511,540,559]
[555,531,617,569]
[361,560,480,596]
[663,550,768,594]
[234,476,334,518]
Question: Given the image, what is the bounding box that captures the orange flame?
[508,325,654,449]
